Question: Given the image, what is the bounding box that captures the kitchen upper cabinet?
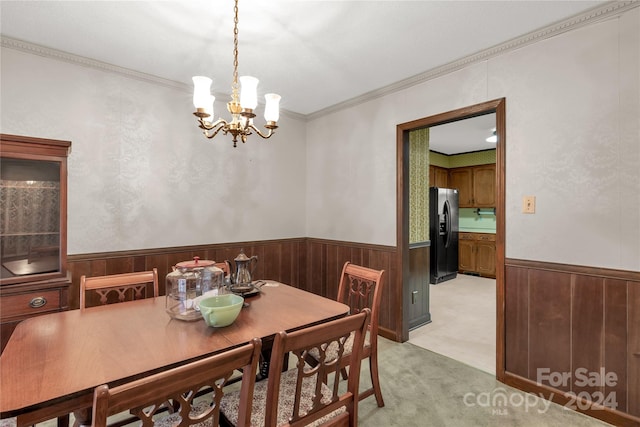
[429,165,449,188]
[449,164,495,207]
[449,168,473,206]
[473,165,496,207]
[458,232,496,278]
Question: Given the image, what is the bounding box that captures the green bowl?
[198,294,244,327]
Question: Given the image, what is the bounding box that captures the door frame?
[396,98,506,380]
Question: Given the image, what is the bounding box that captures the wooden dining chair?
[305,262,385,407]
[215,260,232,277]
[79,269,159,309]
[220,309,370,427]
[91,338,262,427]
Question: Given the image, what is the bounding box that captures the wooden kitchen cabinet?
[0,134,71,353]
[472,165,496,206]
[449,164,495,207]
[449,168,473,205]
[429,165,449,188]
[458,235,476,272]
[476,235,496,276]
[458,232,496,278]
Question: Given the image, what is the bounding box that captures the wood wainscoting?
[67,238,398,339]
[504,258,640,426]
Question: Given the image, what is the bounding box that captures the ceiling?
[429,113,496,155]
[1,0,606,116]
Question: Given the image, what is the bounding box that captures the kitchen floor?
[408,273,496,375]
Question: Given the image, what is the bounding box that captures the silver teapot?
[229,249,258,293]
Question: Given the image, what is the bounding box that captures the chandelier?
[192,0,281,147]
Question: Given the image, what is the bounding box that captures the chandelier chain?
[231,0,240,100]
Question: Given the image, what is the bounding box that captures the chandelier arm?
[198,117,226,131]
[247,124,275,140]
[200,119,229,140]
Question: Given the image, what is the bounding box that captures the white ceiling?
[429,113,496,155]
[1,1,607,154]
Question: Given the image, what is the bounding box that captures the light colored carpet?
[31,337,611,427]
[357,338,611,426]
[409,274,496,375]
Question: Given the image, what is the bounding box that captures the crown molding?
[2,1,637,123]
[1,35,192,92]
[0,36,306,122]
[307,0,640,121]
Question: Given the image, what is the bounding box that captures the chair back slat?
[265,309,370,427]
[91,338,262,427]
[80,269,159,309]
[337,262,384,336]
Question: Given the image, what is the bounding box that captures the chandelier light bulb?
[239,76,259,110]
[264,93,281,123]
[192,76,213,109]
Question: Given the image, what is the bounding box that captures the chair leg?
[57,414,70,427]
[369,351,384,407]
[340,366,348,380]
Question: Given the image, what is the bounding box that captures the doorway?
[396,98,506,379]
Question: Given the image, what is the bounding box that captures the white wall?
[2,7,639,271]
[1,47,308,254]
[306,8,640,271]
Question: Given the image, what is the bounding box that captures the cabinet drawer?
[459,233,476,241]
[0,290,61,320]
[477,234,496,242]
[459,232,496,241]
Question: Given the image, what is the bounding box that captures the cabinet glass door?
[1,158,62,280]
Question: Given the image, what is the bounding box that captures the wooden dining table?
[0,282,349,426]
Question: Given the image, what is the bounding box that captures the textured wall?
[1,48,308,254]
[306,7,640,271]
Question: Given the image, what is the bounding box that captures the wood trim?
[396,123,410,342]
[494,99,507,382]
[304,238,397,341]
[0,134,72,158]
[504,260,640,425]
[68,238,308,261]
[506,258,640,282]
[67,237,399,340]
[396,98,506,347]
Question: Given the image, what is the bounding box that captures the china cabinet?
[0,134,71,352]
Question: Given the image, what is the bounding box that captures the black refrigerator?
[429,187,459,284]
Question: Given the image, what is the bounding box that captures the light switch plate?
[522,196,535,214]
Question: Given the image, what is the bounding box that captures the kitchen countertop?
[458,228,496,234]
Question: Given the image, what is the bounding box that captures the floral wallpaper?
[409,128,429,244]
[430,150,496,168]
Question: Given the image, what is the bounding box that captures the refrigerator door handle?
[443,199,451,248]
